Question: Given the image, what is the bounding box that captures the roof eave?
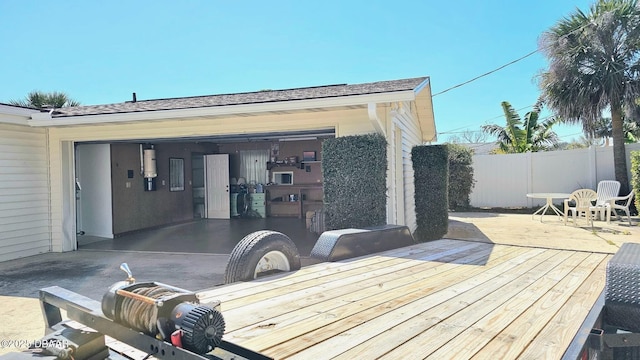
[1,104,39,125]
[28,91,417,127]
[413,78,437,143]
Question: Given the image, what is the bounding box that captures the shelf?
[266,160,321,170]
[266,184,323,218]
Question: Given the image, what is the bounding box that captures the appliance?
[272,171,293,185]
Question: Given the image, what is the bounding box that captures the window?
[169,158,185,191]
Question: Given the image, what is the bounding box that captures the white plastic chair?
[593,180,621,221]
[564,189,598,227]
[606,190,635,226]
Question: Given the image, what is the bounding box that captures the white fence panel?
[470,153,529,208]
[469,144,640,209]
[595,146,615,182]
[530,148,592,194]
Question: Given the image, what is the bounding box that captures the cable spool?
[116,285,173,334]
[102,281,225,355]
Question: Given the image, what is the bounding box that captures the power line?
[431,50,539,97]
[438,104,536,135]
[431,15,597,98]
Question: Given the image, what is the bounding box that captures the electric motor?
[101,263,225,354]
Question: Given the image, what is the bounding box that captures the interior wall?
[218,139,325,185]
[76,144,113,238]
[110,142,217,235]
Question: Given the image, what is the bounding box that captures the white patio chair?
[606,190,635,226]
[592,180,621,221]
[564,189,598,227]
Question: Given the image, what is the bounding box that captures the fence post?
[526,151,533,208]
[588,146,597,189]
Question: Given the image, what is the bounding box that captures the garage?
[17,76,436,259]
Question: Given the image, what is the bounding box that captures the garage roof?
[50,77,429,117]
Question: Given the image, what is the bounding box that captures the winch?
[101,264,225,355]
[0,263,272,360]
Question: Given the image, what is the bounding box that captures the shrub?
[322,134,387,230]
[412,145,449,242]
[447,144,475,210]
[632,150,640,211]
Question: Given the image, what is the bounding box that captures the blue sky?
[0,0,593,143]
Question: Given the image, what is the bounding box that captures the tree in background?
[588,117,640,145]
[9,90,80,109]
[481,100,559,153]
[539,0,640,193]
[445,130,488,144]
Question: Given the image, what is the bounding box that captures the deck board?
[196,240,611,359]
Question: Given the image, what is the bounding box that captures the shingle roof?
[52,77,428,117]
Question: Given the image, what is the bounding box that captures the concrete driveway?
[446,212,640,253]
[0,212,637,355]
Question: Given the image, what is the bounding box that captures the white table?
[526,193,571,222]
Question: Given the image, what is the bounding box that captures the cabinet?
[249,193,266,218]
[266,185,323,218]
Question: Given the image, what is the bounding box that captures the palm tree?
[481,100,559,153]
[539,0,640,193]
[9,90,80,109]
[588,116,640,145]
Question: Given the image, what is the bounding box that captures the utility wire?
[438,105,535,134]
[432,16,597,99]
[431,50,539,97]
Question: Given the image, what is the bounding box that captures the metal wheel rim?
[254,251,290,279]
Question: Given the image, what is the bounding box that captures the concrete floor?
[79,217,320,256]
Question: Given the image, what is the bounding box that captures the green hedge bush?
[632,150,640,211]
[412,145,449,242]
[447,144,475,210]
[322,134,387,230]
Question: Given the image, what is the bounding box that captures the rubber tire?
[224,230,301,284]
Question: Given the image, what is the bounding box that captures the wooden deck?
[197,239,611,359]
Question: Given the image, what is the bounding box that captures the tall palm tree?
[9,90,80,109]
[539,0,640,193]
[482,100,559,153]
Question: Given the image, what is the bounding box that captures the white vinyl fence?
[470,143,640,208]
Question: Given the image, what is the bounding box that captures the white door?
[205,154,230,219]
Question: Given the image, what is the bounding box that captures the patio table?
[526,192,571,222]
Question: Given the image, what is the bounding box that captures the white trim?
[0,104,38,125]
[413,77,430,95]
[0,104,38,116]
[367,103,386,136]
[28,91,417,127]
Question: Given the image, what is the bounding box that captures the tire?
[224,230,301,284]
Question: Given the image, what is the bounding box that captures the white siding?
[386,102,423,233]
[0,123,50,261]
